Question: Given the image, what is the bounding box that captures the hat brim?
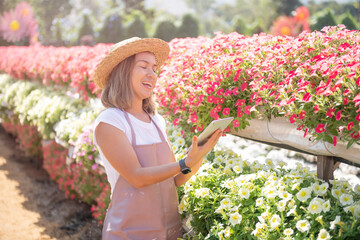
[93,38,170,89]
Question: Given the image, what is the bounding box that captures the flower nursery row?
[1,73,360,239]
[0,26,359,149]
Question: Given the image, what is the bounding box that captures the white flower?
[339,193,354,206]
[354,184,360,194]
[232,164,242,174]
[283,228,293,236]
[331,188,342,199]
[263,186,277,199]
[175,137,185,146]
[317,229,330,240]
[239,188,250,199]
[185,214,193,229]
[330,216,341,230]
[219,198,232,209]
[229,212,242,226]
[269,214,281,229]
[178,197,187,214]
[308,197,323,214]
[296,219,311,232]
[221,179,235,189]
[322,200,331,213]
[224,226,231,238]
[255,197,264,207]
[296,187,312,202]
[195,188,210,198]
[287,206,297,217]
[354,205,360,219]
[319,182,329,195]
[277,200,287,212]
[251,222,266,236]
[279,191,292,201]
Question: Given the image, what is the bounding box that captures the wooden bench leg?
[317,155,340,183]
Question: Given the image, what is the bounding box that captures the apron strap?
[123,110,137,146]
[123,110,166,146]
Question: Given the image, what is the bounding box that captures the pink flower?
[302,92,312,102]
[304,128,309,137]
[240,82,248,91]
[315,124,325,133]
[233,119,239,128]
[289,114,297,123]
[223,108,230,115]
[314,105,320,113]
[217,88,224,96]
[207,95,215,103]
[333,136,337,146]
[336,110,341,121]
[343,97,348,105]
[237,110,243,118]
[347,122,354,131]
[356,113,360,122]
[190,115,198,123]
[244,105,251,115]
[299,110,306,120]
[235,99,245,107]
[173,118,179,126]
[326,108,335,118]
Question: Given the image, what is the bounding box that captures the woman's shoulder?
[96,108,125,120]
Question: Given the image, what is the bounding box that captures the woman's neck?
[125,100,150,123]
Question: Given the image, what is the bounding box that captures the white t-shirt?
[93,108,169,195]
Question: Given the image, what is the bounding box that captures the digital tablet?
[197,117,234,146]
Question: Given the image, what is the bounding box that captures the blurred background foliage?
[0,0,359,46]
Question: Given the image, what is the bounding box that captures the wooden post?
[317,155,340,183]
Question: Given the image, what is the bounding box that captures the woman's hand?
[186,129,223,168]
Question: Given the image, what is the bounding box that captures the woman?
[93,37,222,240]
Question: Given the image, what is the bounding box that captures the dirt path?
[0,126,102,240]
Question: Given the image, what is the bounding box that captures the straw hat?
[93,37,170,89]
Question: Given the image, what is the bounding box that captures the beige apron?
[102,111,182,240]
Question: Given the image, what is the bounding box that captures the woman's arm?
[95,122,222,189]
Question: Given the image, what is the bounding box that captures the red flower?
[299,110,306,120]
[314,105,319,113]
[207,95,215,103]
[173,118,180,126]
[223,108,230,115]
[240,82,248,91]
[290,114,297,123]
[356,76,360,86]
[343,97,348,105]
[333,136,337,147]
[315,124,325,133]
[302,92,312,102]
[233,119,239,128]
[326,108,335,118]
[347,122,354,131]
[235,99,245,107]
[217,88,224,96]
[244,105,251,115]
[237,110,243,118]
[336,110,341,121]
[356,113,360,122]
[232,87,239,96]
[190,115,198,123]
[304,128,309,137]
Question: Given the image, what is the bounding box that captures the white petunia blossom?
[195,188,210,198]
[277,200,287,212]
[283,228,293,236]
[269,214,281,229]
[317,229,330,240]
[296,187,312,202]
[330,216,341,230]
[239,188,250,199]
[339,193,354,206]
[308,197,324,214]
[229,212,242,226]
[296,219,311,233]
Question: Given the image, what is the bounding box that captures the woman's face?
[131,52,157,102]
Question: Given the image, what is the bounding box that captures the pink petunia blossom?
[315,124,325,133]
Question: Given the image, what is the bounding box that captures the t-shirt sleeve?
[93,109,128,145]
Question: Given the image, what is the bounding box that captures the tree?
[126,15,148,38]
[98,14,126,43]
[274,0,302,16]
[78,14,94,41]
[177,14,199,38]
[311,9,337,31]
[341,11,358,30]
[153,20,178,42]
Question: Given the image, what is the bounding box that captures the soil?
[0,126,102,240]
